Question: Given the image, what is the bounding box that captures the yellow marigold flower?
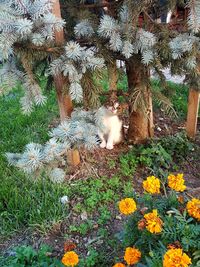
[124,247,141,265]
[168,173,186,192]
[163,248,192,267]
[187,198,200,221]
[144,209,163,233]
[61,251,79,267]
[112,263,126,267]
[143,176,160,194]
[119,198,137,215]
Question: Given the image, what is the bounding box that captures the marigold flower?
[144,209,163,233]
[163,248,192,267]
[112,263,126,267]
[143,176,160,194]
[61,251,79,267]
[119,198,137,215]
[124,247,141,265]
[168,173,186,192]
[186,198,200,221]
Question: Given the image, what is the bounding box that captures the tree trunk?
[126,56,154,143]
[52,0,73,120]
[108,61,118,91]
[54,75,73,120]
[52,0,80,166]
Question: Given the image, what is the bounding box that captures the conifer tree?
[1,0,200,176]
[72,0,200,142]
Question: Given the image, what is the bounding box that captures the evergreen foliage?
[49,41,104,102]
[6,107,109,176]
[1,0,200,174]
[0,0,104,112]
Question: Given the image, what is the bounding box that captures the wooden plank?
[186,89,200,138]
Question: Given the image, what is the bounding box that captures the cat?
[96,101,123,150]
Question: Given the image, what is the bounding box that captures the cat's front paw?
[100,141,106,148]
[106,143,114,150]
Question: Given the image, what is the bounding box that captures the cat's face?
[106,101,120,114]
[103,91,128,115]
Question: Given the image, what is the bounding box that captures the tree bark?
[126,56,154,143]
[108,61,118,91]
[54,75,73,120]
[52,0,80,166]
[52,0,73,120]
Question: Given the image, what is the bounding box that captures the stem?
[162,182,168,198]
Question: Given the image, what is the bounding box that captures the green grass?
[151,79,190,118]
[0,86,69,237]
[0,73,196,243]
[0,84,130,240]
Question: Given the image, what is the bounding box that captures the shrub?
[113,173,200,267]
[119,133,193,177]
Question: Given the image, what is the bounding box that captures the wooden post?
[67,149,81,167]
[52,0,80,166]
[186,89,200,138]
[52,0,73,120]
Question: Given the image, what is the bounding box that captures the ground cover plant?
[1,1,200,266]
[0,75,200,266]
[112,173,200,267]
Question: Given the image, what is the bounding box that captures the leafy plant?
[119,133,193,178]
[0,245,63,267]
[115,175,200,267]
[119,153,138,177]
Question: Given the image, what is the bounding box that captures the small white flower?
[60,195,69,205]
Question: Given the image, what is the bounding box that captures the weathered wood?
[186,89,200,138]
[67,149,81,167]
[52,0,73,120]
[52,1,80,166]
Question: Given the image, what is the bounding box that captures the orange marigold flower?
[119,198,137,215]
[168,173,186,192]
[61,251,79,267]
[124,247,141,265]
[143,176,160,194]
[112,263,126,267]
[186,198,200,221]
[144,209,163,233]
[163,248,192,267]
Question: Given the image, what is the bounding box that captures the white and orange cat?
[96,101,123,150]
